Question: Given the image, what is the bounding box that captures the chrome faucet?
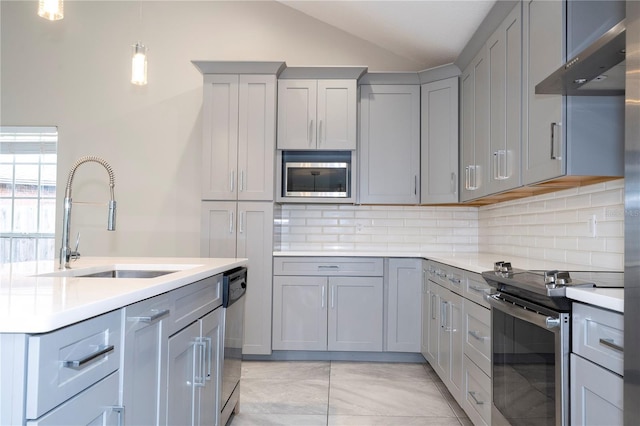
[59,156,116,269]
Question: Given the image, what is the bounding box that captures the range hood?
[536,19,625,96]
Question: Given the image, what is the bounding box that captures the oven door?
[486,292,570,426]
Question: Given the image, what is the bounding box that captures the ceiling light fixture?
[38,0,63,20]
[131,42,148,86]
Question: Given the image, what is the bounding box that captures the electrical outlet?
[588,215,597,238]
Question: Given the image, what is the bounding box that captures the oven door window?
[493,309,556,425]
[286,166,348,196]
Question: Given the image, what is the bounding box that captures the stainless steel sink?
[76,269,178,278]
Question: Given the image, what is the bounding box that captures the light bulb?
[38,0,63,20]
[131,42,147,86]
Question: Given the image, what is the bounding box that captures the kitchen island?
[0,256,247,426]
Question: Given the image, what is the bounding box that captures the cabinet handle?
[431,293,436,320]
[469,285,487,293]
[321,285,326,309]
[448,276,461,285]
[599,338,624,353]
[468,391,484,405]
[451,172,457,194]
[230,170,235,193]
[331,285,336,309]
[62,344,114,368]
[193,340,206,388]
[414,175,418,196]
[203,336,213,381]
[309,119,314,146]
[550,122,561,160]
[473,165,478,190]
[469,330,487,341]
[239,211,245,234]
[130,308,170,323]
[464,166,470,190]
[318,265,339,270]
[319,119,323,145]
[239,170,244,192]
[441,301,447,329]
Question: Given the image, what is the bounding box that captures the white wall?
[0,1,420,258]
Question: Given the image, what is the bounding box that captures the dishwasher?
[221,267,247,426]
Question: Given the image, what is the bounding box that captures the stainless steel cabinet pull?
[469,285,487,293]
[468,391,484,405]
[239,170,244,192]
[239,211,245,234]
[321,285,326,309]
[193,340,206,388]
[309,119,314,146]
[469,330,487,341]
[204,336,213,380]
[62,344,115,368]
[465,166,470,190]
[230,170,235,193]
[318,265,339,270]
[130,309,170,323]
[414,175,418,195]
[319,120,323,145]
[331,285,336,309]
[451,172,457,194]
[599,338,624,352]
[550,122,561,160]
[448,276,461,285]
[431,293,436,320]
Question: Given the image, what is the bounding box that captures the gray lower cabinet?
[571,302,624,425]
[272,275,384,352]
[386,258,423,352]
[272,257,385,352]
[166,308,223,426]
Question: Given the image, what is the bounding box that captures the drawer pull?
[599,338,624,353]
[318,265,339,270]
[468,391,484,405]
[62,344,115,368]
[449,277,461,284]
[130,309,170,323]
[469,285,487,293]
[469,330,487,341]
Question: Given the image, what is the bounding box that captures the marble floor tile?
[229,413,327,426]
[242,361,330,380]
[328,378,456,417]
[240,378,329,415]
[328,415,463,425]
[330,361,432,382]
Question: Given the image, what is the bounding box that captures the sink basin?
[76,269,178,279]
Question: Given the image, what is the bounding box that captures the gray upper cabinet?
[202,74,276,201]
[522,0,565,185]
[277,79,357,150]
[359,84,421,204]
[421,77,459,204]
[460,51,490,202]
[487,3,522,194]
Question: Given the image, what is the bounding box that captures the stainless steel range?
[482,261,623,426]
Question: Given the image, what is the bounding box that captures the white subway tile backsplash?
[274,179,624,270]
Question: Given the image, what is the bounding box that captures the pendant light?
[131,42,148,85]
[38,0,63,20]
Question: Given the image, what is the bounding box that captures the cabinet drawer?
[26,309,121,419]
[463,271,492,308]
[274,257,383,276]
[169,274,222,336]
[26,372,120,426]
[570,354,623,426]
[572,302,623,375]
[463,355,491,426]
[463,300,491,377]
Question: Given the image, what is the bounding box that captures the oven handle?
[484,293,560,330]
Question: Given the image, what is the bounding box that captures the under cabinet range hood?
[536,19,626,96]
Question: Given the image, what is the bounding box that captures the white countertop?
[274,250,625,312]
[0,257,247,334]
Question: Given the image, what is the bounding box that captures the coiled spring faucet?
[59,156,117,269]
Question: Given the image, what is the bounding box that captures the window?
[0,126,57,263]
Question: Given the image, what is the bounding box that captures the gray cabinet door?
[201,201,237,258]
[272,276,328,351]
[328,276,384,351]
[487,4,522,194]
[421,77,459,204]
[460,50,489,201]
[359,84,420,204]
[198,308,223,426]
[317,80,357,150]
[522,0,565,184]
[426,281,440,365]
[237,75,276,201]
[236,202,274,355]
[277,80,317,150]
[202,75,239,201]
[166,321,200,426]
[122,295,171,426]
[387,258,422,352]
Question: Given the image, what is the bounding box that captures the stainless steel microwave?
[281,151,352,199]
